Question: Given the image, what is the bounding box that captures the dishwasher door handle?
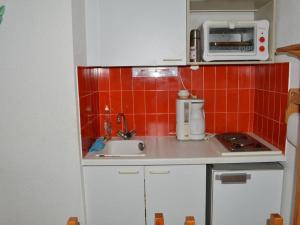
[215,173,251,184]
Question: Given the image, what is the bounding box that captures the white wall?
[0,1,85,225]
[276,0,300,88]
[276,1,300,225]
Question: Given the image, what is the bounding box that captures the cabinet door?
[85,0,187,66]
[145,165,206,225]
[83,166,145,225]
[211,168,283,225]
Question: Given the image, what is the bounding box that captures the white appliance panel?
[210,164,283,225]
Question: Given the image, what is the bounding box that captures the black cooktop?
[216,133,271,152]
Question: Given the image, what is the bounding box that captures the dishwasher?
[207,163,283,225]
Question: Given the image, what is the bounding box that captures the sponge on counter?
[89,137,106,152]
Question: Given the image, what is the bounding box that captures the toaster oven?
[201,20,269,61]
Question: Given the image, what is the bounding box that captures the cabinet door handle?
[149,171,170,175]
[118,171,139,175]
[215,173,251,184]
[162,58,183,62]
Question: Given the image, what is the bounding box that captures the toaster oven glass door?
[209,27,255,54]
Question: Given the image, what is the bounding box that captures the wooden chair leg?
[155,213,164,225]
[269,214,283,225]
[67,217,79,225]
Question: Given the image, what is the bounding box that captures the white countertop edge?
[81,155,286,166]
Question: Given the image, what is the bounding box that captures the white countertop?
[82,134,286,166]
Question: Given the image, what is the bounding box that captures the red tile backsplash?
[78,63,289,154]
[253,63,289,151]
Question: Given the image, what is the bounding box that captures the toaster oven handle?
[215,173,251,184]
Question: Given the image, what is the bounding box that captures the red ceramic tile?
[168,77,180,91]
[157,91,169,113]
[168,91,178,114]
[169,114,176,135]
[191,90,204,99]
[250,89,255,112]
[144,77,156,90]
[262,117,268,139]
[256,115,263,136]
[134,114,146,136]
[179,67,192,90]
[257,65,266,90]
[226,89,238,112]
[272,122,280,147]
[227,66,239,89]
[99,68,110,91]
[279,93,288,123]
[262,91,269,116]
[157,114,169,136]
[110,91,122,114]
[238,113,250,131]
[109,68,121,90]
[204,66,216,89]
[281,63,289,93]
[215,113,226,133]
[215,90,226,112]
[132,77,145,90]
[145,91,157,113]
[90,68,99,92]
[262,65,270,91]
[146,114,157,136]
[269,64,276,91]
[156,77,169,90]
[205,112,215,133]
[80,95,93,118]
[133,91,145,114]
[275,64,282,92]
[253,114,259,133]
[249,113,254,132]
[120,68,132,90]
[250,66,256,89]
[92,92,99,114]
[191,67,204,90]
[216,66,227,89]
[122,91,134,114]
[238,66,251,89]
[204,90,216,113]
[226,113,238,132]
[99,91,110,113]
[267,119,273,142]
[274,93,281,121]
[268,92,275,119]
[84,68,92,94]
[238,89,250,113]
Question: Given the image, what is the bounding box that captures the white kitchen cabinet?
[83,166,145,225]
[85,0,187,66]
[145,165,206,225]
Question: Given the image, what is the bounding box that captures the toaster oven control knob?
[259,46,265,52]
[259,37,265,43]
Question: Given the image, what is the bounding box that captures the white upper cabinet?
[85,0,187,66]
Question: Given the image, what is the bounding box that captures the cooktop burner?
[216,133,271,152]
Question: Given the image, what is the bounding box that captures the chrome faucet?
[116,113,136,139]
